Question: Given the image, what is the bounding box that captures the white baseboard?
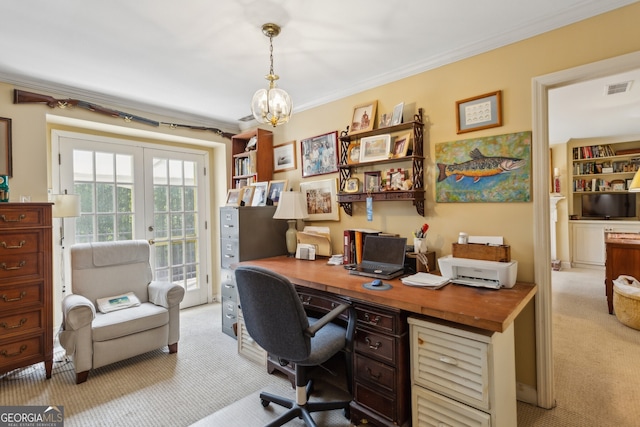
[516,382,538,406]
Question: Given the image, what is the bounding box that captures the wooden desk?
[605,236,640,314]
[238,256,536,427]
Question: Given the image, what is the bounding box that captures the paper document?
[401,272,449,289]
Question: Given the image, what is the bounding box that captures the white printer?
[438,255,518,289]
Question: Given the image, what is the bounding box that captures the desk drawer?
[355,305,401,334]
[0,253,43,281]
[0,283,43,311]
[353,381,397,421]
[0,309,43,338]
[354,352,396,391]
[355,328,396,364]
[0,231,42,255]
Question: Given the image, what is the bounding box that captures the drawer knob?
[363,313,381,325]
[1,240,26,249]
[1,344,28,358]
[1,261,26,271]
[1,318,27,330]
[1,291,27,302]
[439,356,458,366]
[0,214,26,223]
[365,337,381,350]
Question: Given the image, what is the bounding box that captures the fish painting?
[437,148,525,183]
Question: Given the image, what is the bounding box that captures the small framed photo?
[299,178,340,221]
[346,141,360,165]
[349,101,377,135]
[379,113,392,128]
[364,171,381,193]
[226,188,244,206]
[273,140,296,172]
[456,90,502,134]
[267,180,288,206]
[250,181,268,206]
[360,134,391,163]
[611,179,626,191]
[392,132,412,158]
[0,117,12,177]
[627,178,634,190]
[241,186,254,206]
[391,102,404,125]
[386,168,405,190]
[344,177,360,193]
[301,131,338,177]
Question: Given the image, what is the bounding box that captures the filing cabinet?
[219,206,287,338]
[0,203,53,379]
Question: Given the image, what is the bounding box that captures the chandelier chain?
[269,34,275,76]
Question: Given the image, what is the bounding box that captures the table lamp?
[629,169,640,192]
[273,191,309,256]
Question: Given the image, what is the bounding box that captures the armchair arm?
[61,294,96,330]
[148,280,185,308]
[305,303,352,337]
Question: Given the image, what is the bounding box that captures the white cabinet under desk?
[408,316,516,427]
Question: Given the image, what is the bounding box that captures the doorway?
[532,50,640,409]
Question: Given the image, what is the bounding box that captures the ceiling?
[0,0,638,139]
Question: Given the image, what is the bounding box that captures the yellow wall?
[1,2,639,395]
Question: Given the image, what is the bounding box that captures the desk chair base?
[260,379,350,427]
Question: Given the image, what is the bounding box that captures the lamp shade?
[629,170,640,192]
[273,191,309,220]
[52,194,81,218]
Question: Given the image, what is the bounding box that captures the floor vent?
[605,81,633,95]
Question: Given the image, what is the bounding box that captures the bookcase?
[230,128,273,189]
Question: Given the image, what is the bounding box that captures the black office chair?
[234,265,356,427]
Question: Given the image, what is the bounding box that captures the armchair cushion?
[92,303,169,342]
[96,292,141,313]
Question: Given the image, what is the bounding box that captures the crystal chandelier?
[250,23,292,127]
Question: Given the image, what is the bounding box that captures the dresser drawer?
[412,385,490,427]
[353,381,397,421]
[221,239,239,268]
[355,328,396,364]
[0,309,43,338]
[0,230,42,255]
[0,206,49,229]
[0,253,43,281]
[0,335,45,367]
[354,352,396,391]
[0,283,43,311]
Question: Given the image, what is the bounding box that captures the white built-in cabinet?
[409,317,516,427]
[570,220,640,267]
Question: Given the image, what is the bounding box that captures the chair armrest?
[305,303,351,337]
[61,294,95,330]
[148,280,185,308]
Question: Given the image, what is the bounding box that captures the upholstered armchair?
[59,240,185,384]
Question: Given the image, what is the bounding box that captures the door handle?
[148,239,155,245]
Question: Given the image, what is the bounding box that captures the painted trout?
[437,148,525,183]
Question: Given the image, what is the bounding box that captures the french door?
[54,131,210,308]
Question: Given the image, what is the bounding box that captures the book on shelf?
[343,228,380,264]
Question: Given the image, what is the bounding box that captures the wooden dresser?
[604,232,640,314]
[0,203,53,379]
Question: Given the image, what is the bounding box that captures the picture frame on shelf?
[391,102,404,125]
[392,132,412,158]
[349,100,377,135]
[250,181,268,206]
[0,117,12,177]
[300,131,338,177]
[299,178,340,221]
[360,134,391,162]
[273,140,297,172]
[379,113,392,128]
[386,168,406,190]
[226,188,244,206]
[611,179,626,191]
[627,178,634,190]
[344,177,360,193]
[241,186,254,206]
[364,171,381,193]
[346,141,360,165]
[267,180,288,206]
[456,90,502,134]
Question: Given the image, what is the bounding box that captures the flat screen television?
[581,193,637,219]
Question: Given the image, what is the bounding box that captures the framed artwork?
[435,131,531,202]
[349,101,377,135]
[611,179,626,191]
[241,186,254,206]
[344,177,360,193]
[360,134,391,162]
[391,102,404,125]
[250,181,268,206]
[456,90,502,134]
[0,117,12,177]
[299,178,340,221]
[392,132,411,158]
[267,179,288,205]
[225,188,244,206]
[379,113,392,128]
[386,168,406,190]
[300,131,338,177]
[346,141,360,165]
[364,171,381,193]
[273,140,296,172]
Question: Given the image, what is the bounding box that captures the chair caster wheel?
[261,399,270,408]
[343,407,350,419]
